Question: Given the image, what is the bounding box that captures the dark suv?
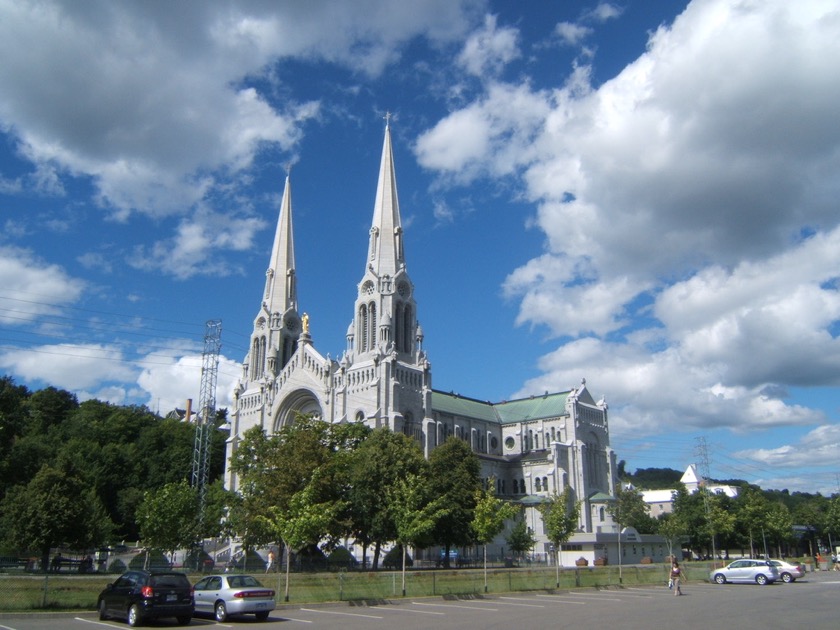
[97,570,194,626]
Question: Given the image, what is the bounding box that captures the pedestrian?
[670,560,683,596]
[266,548,275,573]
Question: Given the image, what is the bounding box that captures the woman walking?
[670,561,683,596]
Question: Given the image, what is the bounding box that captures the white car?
[767,559,804,582]
[193,574,275,622]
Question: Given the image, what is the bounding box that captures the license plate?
[256,603,268,608]
[166,594,177,602]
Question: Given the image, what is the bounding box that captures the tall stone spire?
[350,121,418,359]
[246,173,300,383]
[264,174,297,314]
[367,120,405,277]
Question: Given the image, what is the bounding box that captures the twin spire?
[261,120,405,323]
[368,120,405,277]
[263,172,296,316]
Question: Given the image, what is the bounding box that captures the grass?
[0,563,696,612]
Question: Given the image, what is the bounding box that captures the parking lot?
[1,570,838,630]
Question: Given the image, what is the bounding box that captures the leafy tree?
[1,464,113,571]
[735,487,770,556]
[764,501,793,557]
[428,437,481,566]
[472,482,517,592]
[389,473,448,596]
[24,386,78,434]
[505,519,536,562]
[136,480,200,564]
[608,486,657,534]
[346,429,427,568]
[539,488,580,586]
[823,496,840,550]
[0,376,30,500]
[656,512,688,560]
[259,472,342,602]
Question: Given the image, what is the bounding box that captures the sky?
[1,0,839,495]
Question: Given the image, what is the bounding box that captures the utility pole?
[696,437,718,565]
[192,319,222,532]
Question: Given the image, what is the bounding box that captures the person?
[670,560,683,596]
[266,549,275,573]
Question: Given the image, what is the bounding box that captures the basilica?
[226,124,664,565]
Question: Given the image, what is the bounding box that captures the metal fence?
[0,562,690,612]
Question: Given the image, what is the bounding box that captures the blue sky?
[1,0,839,494]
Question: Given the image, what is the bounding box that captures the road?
[1,570,838,629]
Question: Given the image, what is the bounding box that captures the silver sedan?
[193,574,276,622]
[709,559,779,585]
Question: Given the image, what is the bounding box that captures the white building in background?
[640,464,741,517]
[225,124,664,566]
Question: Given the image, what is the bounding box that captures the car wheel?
[176,615,192,625]
[215,601,228,622]
[756,574,768,585]
[98,600,108,621]
[127,603,141,627]
[255,611,270,621]
[714,573,726,584]
[781,572,793,583]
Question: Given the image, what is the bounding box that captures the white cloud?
[420,0,840,438]
[555,22,592,47]
[0,0,481,219]
[128,209,267,280]
[136,353,241,416]
[0,246,85,324]
[0,343,136,390]
[735,424,840,470]
[457,14,520,78]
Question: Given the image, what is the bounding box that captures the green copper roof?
[431,390,571,425]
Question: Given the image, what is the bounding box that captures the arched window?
[368,302,377,351]
[358,304,368,352]
[535,477,542,491]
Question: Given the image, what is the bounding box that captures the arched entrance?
[272,389,323,432]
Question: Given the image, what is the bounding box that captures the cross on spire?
[383,110,391,128]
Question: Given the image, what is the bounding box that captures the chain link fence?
[0,559,686,612]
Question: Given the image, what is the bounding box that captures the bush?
[383,546,412,570]
[327,547,358,570]
[128,550,170,571]
[107,559,126,574]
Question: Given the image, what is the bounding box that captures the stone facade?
[226,125,644,561]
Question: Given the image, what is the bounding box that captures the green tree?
[656,512,688,561]
[539,488,580,587]
[389,473,447,596]
[764,501,793,557]
[1,464,112,571]
[0,376,30,500]
[346,429,427,568]
[471,483,517,592]
[428,437,481,566]
[735,487,770,556]
[505,519,536,562]
[259,472,342,602]
[136,480,200,565]
[823,496,840,551]
[608,486,657,534]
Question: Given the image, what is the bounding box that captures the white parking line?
[275,616,313,623]
[534,594,586,604]
[493,598,546,608]
[299,608,384,619]
[373,606,445,615]
[412,602,498,612]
